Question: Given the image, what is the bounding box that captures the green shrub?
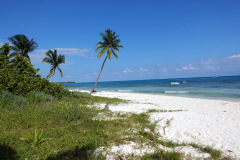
[71,91,92,98]
[12,95,28,107]
[0,90,15,108]
[0,43,70,98]
[58,101,94,121]
[27,91,55,103]
[0,90,27,108]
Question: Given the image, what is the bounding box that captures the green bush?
[0,90,27,108]
[27,91,55,103]
[58,101,93,121]
[71,91,92,98]
[0,90,15,108]
[0,43,70,98]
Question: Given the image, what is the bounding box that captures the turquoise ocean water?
[63,76,240,100]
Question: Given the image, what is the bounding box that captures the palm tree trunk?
[90,56,107,94]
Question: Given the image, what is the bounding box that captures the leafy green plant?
[72,91,92,98]
[0,90,27,108]
[12,95,28,107]
[142,149,181,160]
[27,91,55,103]
[58,101,92,121]
[0,90,15,108]
[0,43,70,98]
[27,127,47,147]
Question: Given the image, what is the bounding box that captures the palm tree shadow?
[47,144,105,160]
[0,143,19,160]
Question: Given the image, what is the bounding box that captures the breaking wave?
[171,82,180,85]
[164,91,189,94]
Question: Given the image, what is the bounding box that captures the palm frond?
[45,50,54,59]
[95,46,104,52]
[116,45,123,49]
[107,48,111,60]
[111,49,118,60]
[47,68,55,79]
[57,67,63,78]
[57,54,65,64]
[97,46,109,58]
[42,57,52,64]
[96,42,103,46]
[53,49,58,62]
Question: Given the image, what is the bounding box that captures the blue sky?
[0,0,240,82]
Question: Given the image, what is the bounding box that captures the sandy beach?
[88,91,240,159]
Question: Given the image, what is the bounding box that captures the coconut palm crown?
[8,34,38,61]
[91,29,123,93]
[42,49,65,79]
[95,29,123,60]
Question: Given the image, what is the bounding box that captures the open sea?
[63,76,240,101]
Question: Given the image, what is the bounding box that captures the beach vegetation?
[8,34,38,61]
[0,44,70,98]
[142,149,182,160]
[0,90,225,159]
[189,143,222,159]
[0,41,225,159]
[25,127,48,147]
[90,29,123,93]
[42,49,65,79]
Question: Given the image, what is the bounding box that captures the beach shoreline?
[75,90,240,159]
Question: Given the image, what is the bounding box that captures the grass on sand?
[0,91,225,159]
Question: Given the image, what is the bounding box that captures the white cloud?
[123,68,134,73]
[176,64,195,71]
[29,49,47,63]
[156,64,168,73]
[64,60,73,65]
[200,59,215,65]
[202,66,220,71]
[56,48,90,56]
[162,68,167,72]
[227,54,240,59]
[189,64,195,70]
[140,67,148,72]
[29,48,91,63]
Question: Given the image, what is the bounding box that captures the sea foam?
[171,82,180,85]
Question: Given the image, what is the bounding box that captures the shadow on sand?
[47,143,105,160]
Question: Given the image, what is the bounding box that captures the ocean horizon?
[63,75,240,101]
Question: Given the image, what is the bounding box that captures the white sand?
[73,89,240,159]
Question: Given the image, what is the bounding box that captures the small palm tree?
[42,49,65,79]
[90,29,123,93]
[8,34,38,61]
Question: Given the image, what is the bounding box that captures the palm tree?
[42,49,65,79]
[90,29,123,93]
[8,34,38,61]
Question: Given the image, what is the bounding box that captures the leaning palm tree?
[90,29,123,93]
[42,49,65,79]
[8,34,38,61]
